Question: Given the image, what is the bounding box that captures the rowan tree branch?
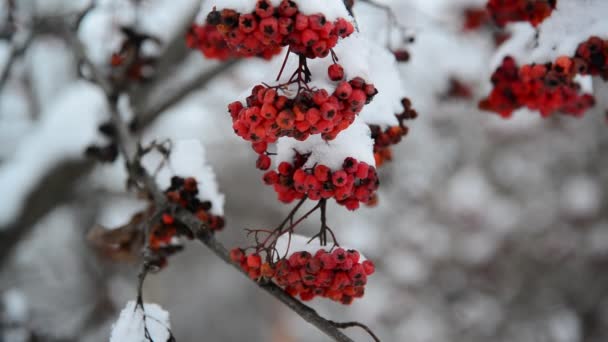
[96,53,360,342]
[71,14,369,342]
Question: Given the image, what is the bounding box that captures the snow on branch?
[110,301,172,342]
[141,139,225,215]
[0,81,108,227]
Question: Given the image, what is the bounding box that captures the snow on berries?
[487,0,556,27]
[479,49,598,118]
[229,75,377,144]
[370,98,417,167]
[266,119,377,210]
[145,175,225,268]
[200,0,355,59]
[230,235,375,304]
[164,176,225,231]
[142,139,225,217]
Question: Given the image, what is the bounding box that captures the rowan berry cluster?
[369,98,417,167]
[229,74,378,144]
[164,176,225,231]
[261,153,378,210]
[479,56,595,117]
[230,247,375,304]
[486,0,556,27]
[205,0,355,59]
[575,36,608,79]
[187,23,282,60]
[148,213,181,252]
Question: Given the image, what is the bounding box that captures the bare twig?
[0,33,34,95]
[131,58,240,131]
[329,321,381,342]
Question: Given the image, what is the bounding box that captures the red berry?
[328,63,345,81]
[256,154,271,170]
[247,254,262,269]
[230,248,245,263]
[362,260,375,275]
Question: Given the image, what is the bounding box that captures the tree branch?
[73,22,361,342]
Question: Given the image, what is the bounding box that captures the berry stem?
[276,47,292,82]
[308,199,340,247]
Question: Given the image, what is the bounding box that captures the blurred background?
[1,0,607,341]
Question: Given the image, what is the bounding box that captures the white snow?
[276,117,375,170]
[275,233,367,261]
[141,139,225,215]
[110,301,171,342]
[79,0,199,69]
[16,0,90,17]
[199,0,352,23]
[560,175,600,219]
[2,289,28,324]
[0,82,108,227]
[26,37,77,110]
[492,0,608,66]
[78,2,132,68]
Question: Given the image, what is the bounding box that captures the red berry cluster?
[479,56,595,117]
[149,213,181,251]
[262,153,379,210]
[574,36,608,79]
[231,247,375,304]
[486,0,556,27]
[369,98,417,167]
[205,0,355,59]
[229,75,378,144]
[186,23,282,60]
[164,176,225,231]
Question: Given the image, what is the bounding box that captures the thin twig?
[330,321,381,342]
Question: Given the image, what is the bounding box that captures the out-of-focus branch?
[0,159,93,263]
[131,58,240,131]
[0,33,34,94]
[0,22,235,263]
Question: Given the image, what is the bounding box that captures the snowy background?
[1,0,608,341]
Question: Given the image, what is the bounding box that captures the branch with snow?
[110,301,172,342]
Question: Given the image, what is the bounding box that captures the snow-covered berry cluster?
[231,247,375,304]
[204,0,354,59]
[229,73,378,144]
[487,0,556,27]
[187,23,282,60]
[165,176,225,231]
[369,98,417,167]
[262,153,378,210]
[479,55,595,117]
